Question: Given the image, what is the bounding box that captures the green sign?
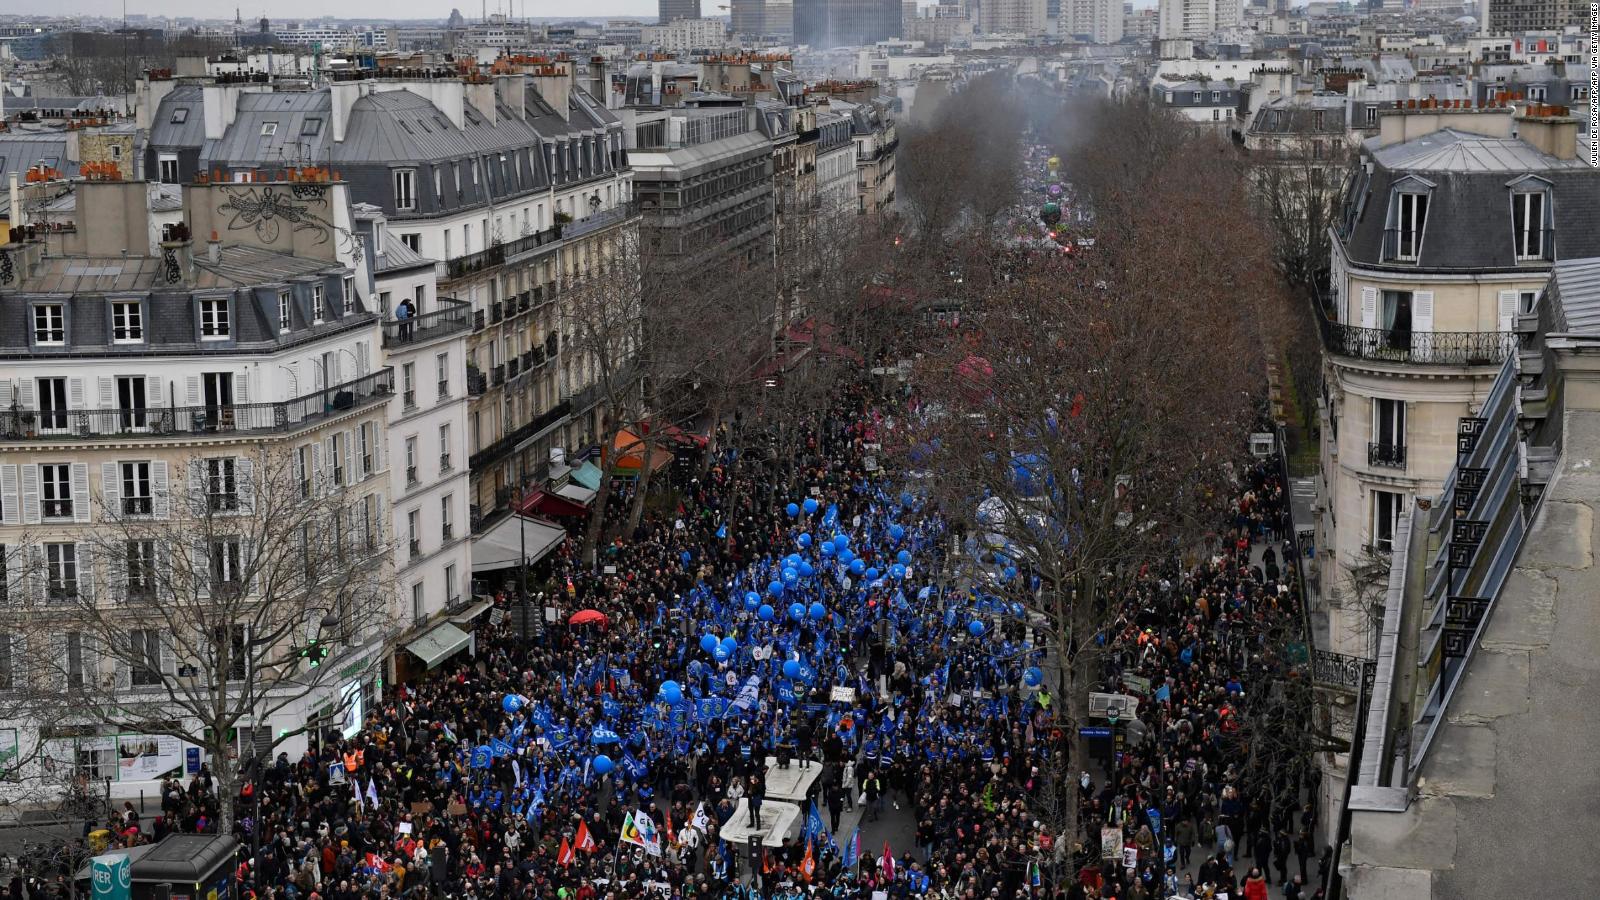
[90,853,131,900]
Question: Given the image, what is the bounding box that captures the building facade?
[794,0,904,47]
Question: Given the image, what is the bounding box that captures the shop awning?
[571,460,602,491]
[518,490,590,518]
[608,428,673,476]
[554,481,597,505]
[405,622,474,669]
[447,598,494,624]
[472,514,567,572]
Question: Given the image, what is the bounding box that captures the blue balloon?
[803,497,819,515]
[786,503,800,518]
[593,754,615,775]
[786,554,802,569]
[713,646,730,663]
[799,560,815,577]
[819,542,835,558]
[838,548,855,565]
[783,659,802,679]
[891,564,906,580]
[897,549,912,565]
[968,620,986,636]
[809,602,827,621]
[798,533,813,548]
[1024,666,1043,687]
[889,524,905,541]
[783,567,800,585]
[658,680,683,704]
[769,580,785,597]
[789,602,806,622]
[502,694,524,714]
[850,558,867,576]
[701,633,719,653]
[744,592,761,611]
[866,567,880,581]
[833,535,849,552]
[759,603,776,621]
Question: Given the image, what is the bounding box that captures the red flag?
[665,808,676,843]
[556,837,574,867]
[801,839,816,882]
[882,841,895,881]
[574,820,597,852]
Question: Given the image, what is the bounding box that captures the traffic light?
[300,641,330,668]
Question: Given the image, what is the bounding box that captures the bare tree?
[37,447,394,833]
[1245,113,1355,293]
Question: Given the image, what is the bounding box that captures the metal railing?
[468,399,572,471]
[382,298,471,347]
[1368,441,1407,468]
[0,369,393,442]
[1318,316,1518,366]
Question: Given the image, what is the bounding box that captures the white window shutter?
[324,436,336,485]
[152,461,170,519]
[68,377,85,410]
[159,631,176,679]
[101,463,121,519]
[346,430,357,485]
[194,539,210,599]
[237,457,255,513]
[115,634,132,692]
[0,381,12,411]
[71,463,91,523]
[1498,289,1518,332]
[235,372,251,405]
[357,342,371,377]
[28,547,44,604]
[76,544,94,603]
[243,539,260,597]
[98,377,116,410]
[1413,291,1435,363]
[148,376,164,408]
[1360,287,1378,328]
[188,460,204,513]
[186,376,201,407]
[0,464,18,526]
[21,465,39,525]
[17,379,35,412]
[157,542,173,600]
[311,443,323,495]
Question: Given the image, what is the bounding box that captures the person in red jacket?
[1243,867,1270,900]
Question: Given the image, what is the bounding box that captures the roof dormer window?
[1384,179,1434,262]
[1508,176,1554,262]
[170,108,189,124]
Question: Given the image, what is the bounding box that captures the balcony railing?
[467,367,487,397]
[0,368,393,442]
[1318,317,1518,366]
[382,298,471,347]
[468,399,572,471]
[1368,441,1407,469]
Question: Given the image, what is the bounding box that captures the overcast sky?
[8,0,671,22]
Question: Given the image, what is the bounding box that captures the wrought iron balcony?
[466,367,488,397]
[468,399,572,471]
[1318,316,1518,366]
[382,298,471,347]
[1368,442,1407,469]
[0,368,393,442]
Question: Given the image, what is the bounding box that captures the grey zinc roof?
[1547,258,1600,334]
[332,89,545,164]
[16,256,166,293]
[202,91,333,167]
[191,244,342,286]
[149,85,207,149]
[374,230,435,273]
[0,133,77,179]
[1367,128,1591,173]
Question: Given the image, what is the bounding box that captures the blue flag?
[489,737,514,758]
[805,801,830,846]
[717,523,728,539]
[842,827,860,869]
[621,752,649,780]
[602,697,623,719]
[469,745,493,769]
[591,724,622,745]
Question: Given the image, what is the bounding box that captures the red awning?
[642,420,709,449]
[518,489,590,518]
[568,609,609,626]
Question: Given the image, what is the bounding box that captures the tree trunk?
[213,749,239,836]
[582,447,617,567]
[700,393,725,479]
[627,437,656,531]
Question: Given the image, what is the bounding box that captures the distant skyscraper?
[660,0,703,22]
[732,0,794,37]
[1488,0,1582,29]
[978,0,1048,34]
[794,0,902,46]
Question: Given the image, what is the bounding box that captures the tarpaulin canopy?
[471,514,567,572]
[405,622,474,669]
[554,481,598,506]
[571,460,603,491]
[608,428,673,476]
[518,489,590,518]
[568,609,609,626]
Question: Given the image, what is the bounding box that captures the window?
[112,301,143,342]
[1366,105,1377,125]
[207,458,239,512]
[343,276,356,314]
[363,494,380,550]
[1379,290,1412,348]
[45,543,78,601]
[34,304,65,345]
[359,423,374,477]
[278,290,292,332]
[400,233,421,253]
[297,445,313,498]
[1393,191,1429,260]
[301,118,323,136]
[1371,399,1406,468]
[411,582,425,624]
[0,631,11,690]
[121,462,153,516]
[199,298,230,339]
[125,541,157,601]
[1212,109,1220,121]
[439,422,452,472]
[260,122,278,136]
[129,628,162,686]
[393,169,416,210]
[170,107,189,124]
[1519,290,1539,316]
[445,563,458,605]
[331,433,345,487]
[37,378,68,431]
[42,464,72,519]
[436,353,450,399]
[65,632,88,690]
[407,509,420,559]
[1512,191,1548,260]
[405,437,418,486]
[212,625,248,681]
[1372,490,1404,553]
[440,494,453,541]
[110,145,122,160]
[402,363,416,408]
[158,155,179,184]
[209,538,244,594]
[312,283,326,323]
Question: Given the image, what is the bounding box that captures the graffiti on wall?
[219,186,331,245]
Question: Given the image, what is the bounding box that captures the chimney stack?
[1515,109,1579,160]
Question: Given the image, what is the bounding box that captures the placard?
[398,822,413,835]
[447,800,468,817]
[544,606,560,624]
[829,686,856,704]
[1122,846,1138,869]
[489,609,506,626]
[328,762,347,785]
[116,734,185,781]
[410,801,434,816]
[1100,827,1122,860]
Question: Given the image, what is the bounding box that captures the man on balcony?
[396,296,416,342]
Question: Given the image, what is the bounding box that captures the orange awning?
[608,428,673,475]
